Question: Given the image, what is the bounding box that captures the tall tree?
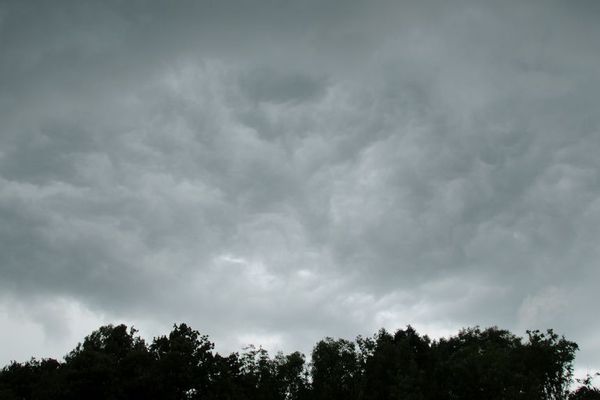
[62,324,149,400]
[311,337,360,400]
[274,351,309,400]
[521,329,578,400]
[150,323,215,400]
[361,326,432,400]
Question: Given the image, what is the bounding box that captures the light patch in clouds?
[0,297,105,362]
[518,286,568,329]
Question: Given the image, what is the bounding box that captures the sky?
[1,0,599,376]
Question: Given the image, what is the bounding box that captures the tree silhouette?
[570,373,600,400]
[310,337,360,400]
[0,322,591,400]
[149,323,214,400]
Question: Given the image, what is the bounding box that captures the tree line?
[0,323,598,400]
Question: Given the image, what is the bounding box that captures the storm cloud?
[1,0,599,374]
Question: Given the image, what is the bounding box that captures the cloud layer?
[1,0,599,372]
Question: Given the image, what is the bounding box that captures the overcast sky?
[1,0,599,375]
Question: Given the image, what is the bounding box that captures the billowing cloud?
[1,0,599,373]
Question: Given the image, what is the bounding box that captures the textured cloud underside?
[0,0,599,371]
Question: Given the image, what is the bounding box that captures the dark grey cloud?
[1,0,599,374]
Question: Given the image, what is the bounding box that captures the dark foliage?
[0,323,595,399]
[570,374,600,400]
